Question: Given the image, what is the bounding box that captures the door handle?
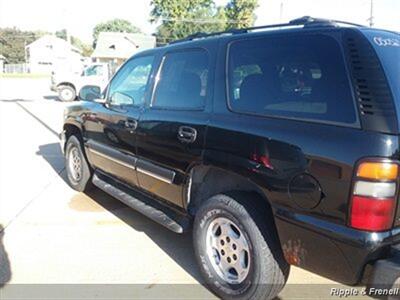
[124,119,138,131]
[178,126,197,144]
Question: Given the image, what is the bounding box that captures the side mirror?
[79,85,102,102]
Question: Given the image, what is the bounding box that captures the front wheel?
[193,193,289,300]
[58,85,76,102]
[65,135,93,192]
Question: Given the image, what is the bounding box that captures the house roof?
[26,35,82,54]
[91,32,156,59]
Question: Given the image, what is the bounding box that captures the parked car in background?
[61,17,400,300]
[51,63,112,101]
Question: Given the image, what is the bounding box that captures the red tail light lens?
[350,196,395,231]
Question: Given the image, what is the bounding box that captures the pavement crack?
[14,101,59,138]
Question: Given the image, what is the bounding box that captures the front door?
[135,48,212,207]
[85,55,155,188]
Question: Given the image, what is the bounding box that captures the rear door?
[135,47,214,207]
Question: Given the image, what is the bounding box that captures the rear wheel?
[65,135,93,192]
[193,193,289,300]
[58,85,76,102]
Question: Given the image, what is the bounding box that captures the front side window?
[228,34,357,124]
[152,49,209,110]
[107,56,154,107]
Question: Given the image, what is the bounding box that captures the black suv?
[61,17,400,299]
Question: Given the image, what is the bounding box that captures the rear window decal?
[373,36,400,47]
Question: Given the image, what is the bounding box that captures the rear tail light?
[353,181,396,198]
[357,162,398,180]
[350,161,398,232]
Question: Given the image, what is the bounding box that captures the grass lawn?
[0,73,50,79]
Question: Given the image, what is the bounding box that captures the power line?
[153,17,247,24]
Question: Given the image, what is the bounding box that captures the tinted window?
[152,50,209,110]
[108,56,154,107]
[363,31,400,109]
[228,35,357,124]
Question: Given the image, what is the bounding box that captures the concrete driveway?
[0,77,367,299]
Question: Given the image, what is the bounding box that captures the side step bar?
[92,172,191,233]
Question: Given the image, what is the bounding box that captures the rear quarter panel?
[205,31,400,284]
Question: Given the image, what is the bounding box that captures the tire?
[193,193,289,300]
[65,135,93,192]
[58,85,76,102]
[389,277,400,300]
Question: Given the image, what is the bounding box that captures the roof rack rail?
[169,16,365,44]
[169,30,232,44]
[288,16,364,27]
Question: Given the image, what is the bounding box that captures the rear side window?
[228,34,357,125]
[152,49,209,110]
[363,30,400,109]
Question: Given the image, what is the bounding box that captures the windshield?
[363,30,400,107]
[84,65,104,76]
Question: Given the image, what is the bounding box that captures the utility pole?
[368,0,374,27]
[62,5,72,44]
[279,1,284,22]
[24,40,27,63]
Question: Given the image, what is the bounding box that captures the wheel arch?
[57,82,76,92]
[186,165,274,219]
[63,121,83,148]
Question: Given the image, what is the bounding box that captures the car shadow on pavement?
[43,95,60,101]
[85,188,204,283]
[0,224,12,288]
[37,142,204,284]
[36,143,68,184]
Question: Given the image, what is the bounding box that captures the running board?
[92,172,190,233]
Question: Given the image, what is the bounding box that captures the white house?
[91,32,156,68]
[25,35,83,74]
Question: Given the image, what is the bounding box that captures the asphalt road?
[0,77,365,299]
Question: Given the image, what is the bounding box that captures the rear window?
[227,34,357,125]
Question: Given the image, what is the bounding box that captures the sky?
[0,0,399,43]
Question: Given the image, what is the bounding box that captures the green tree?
[54,29,93,57]
[93,19,142,46]
[150,0,227,45]
[226,0,258,29]
[150,0,257,45]
[55,29,67,40]
[71,36,93,57]
[0,28,46,63]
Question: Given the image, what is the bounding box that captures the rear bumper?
[274,208,400,285]
[367,245,400,297]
